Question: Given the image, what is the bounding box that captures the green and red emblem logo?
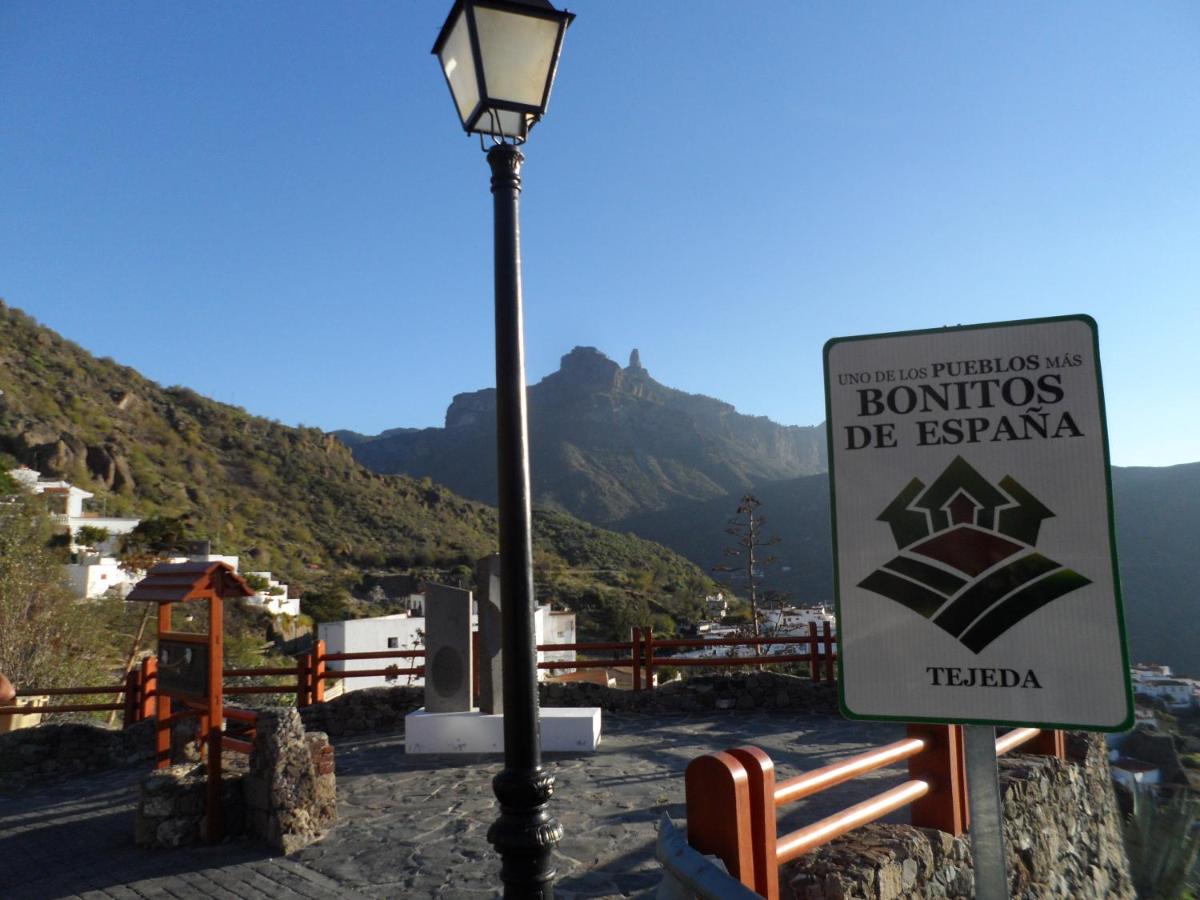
[859,456,1091,653]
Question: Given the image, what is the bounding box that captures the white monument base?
[405,707,601,754]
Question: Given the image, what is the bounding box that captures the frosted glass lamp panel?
[474,7,560,107]
[438,10,479,126]
[480,108,532,139]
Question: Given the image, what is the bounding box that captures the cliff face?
[347,346,827,524]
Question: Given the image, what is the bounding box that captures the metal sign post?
[963,725,1008,900]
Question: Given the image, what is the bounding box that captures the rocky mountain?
[0,302,717,640]
[340,346,827,523]
[622,464,1200,676]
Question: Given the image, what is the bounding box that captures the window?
[387,637,399,649]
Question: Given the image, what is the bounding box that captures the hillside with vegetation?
[0,301,718,641]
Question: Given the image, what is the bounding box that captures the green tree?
[242,573,270,592]
[0,497,101,689]
[0,469,20,496]
[301,587,353,625]
[120,515,196,558]
[73,525,111,552]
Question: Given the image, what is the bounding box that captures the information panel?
[824,315,1133,730]
[158,640,210,700]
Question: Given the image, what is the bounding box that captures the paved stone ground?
[1,712,907,899]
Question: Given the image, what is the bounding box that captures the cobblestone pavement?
[1,712,906,899]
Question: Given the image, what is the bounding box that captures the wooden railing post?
[822,621,835,682]
[312,639,326,704]
[645,626,655,690]
[632,627,642,692]
[685,751,756,892]
[1023,729,1066,759]
[728,746,781,900]
[907,724,967,835]
[123,669,139,728]
[140,656,157,724]
[296,653,311,708]
[808,622,821,682]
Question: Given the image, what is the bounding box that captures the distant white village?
[7,465,579,692]
[1105,663,1200,794]
[10,465,300,616]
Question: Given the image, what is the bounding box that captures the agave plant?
[1123,786,1200,900]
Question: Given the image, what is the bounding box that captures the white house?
[1131,663,1173,681]
[8,467,143,598]
[705,593,729,618]
[540,609,577,675]
[762,605,836,636]
[244,570,301,618]
[1110,757,1161,792]
[1135,679,1194,709]
[1133,707,1160,730]
[64,556,137,599]
[319,611,460,692]
[1130,664,1195,709]
[319,603,576,694]
[7,467,141,547]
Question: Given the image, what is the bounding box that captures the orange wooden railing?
[0,623,839,727]
[220,705,259,755]
[615,621,837,690]
[684,724,1066,898]
[304,644,426,704]
[0,684,128,719]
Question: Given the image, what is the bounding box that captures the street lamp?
[432,2,574,898]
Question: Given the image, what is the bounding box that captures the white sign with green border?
[824,315,1133,731]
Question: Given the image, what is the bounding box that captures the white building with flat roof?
[319,603,575,694]
[243,570,301,618]
[65,556,136,599]
[7,467,142,543]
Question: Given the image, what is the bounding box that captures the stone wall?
[298,685,424,736]
[243,708,336,854]
[133,709,335,852]
[783,734,1134,900]
[134,764,245,848]
[543,672,839,716]
[0,719,155,790]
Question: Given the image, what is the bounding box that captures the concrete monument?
[422,583,473,714]
[475,554,504,715]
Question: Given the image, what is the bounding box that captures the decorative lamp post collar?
[433,0,574,144]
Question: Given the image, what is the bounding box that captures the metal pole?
[963,725,1010,900]
[484,141,563,899]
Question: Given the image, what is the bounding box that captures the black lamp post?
[432,2,574,897]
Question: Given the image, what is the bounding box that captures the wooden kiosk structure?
[127,560,254,843]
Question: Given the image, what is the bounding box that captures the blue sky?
[2,2,1197,467]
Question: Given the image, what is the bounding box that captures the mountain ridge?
[340,346,827,523]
